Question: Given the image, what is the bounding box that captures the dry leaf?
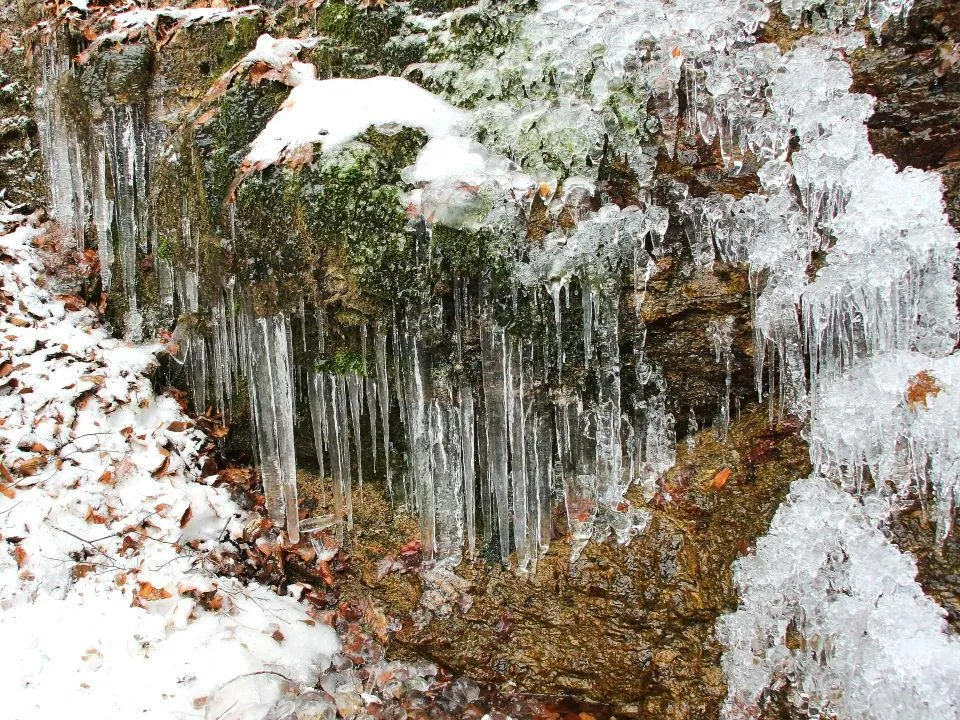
[179,505,193,528]
[906,370,941,410]
[15,456,44,477]
[711,467,731,490]
[152,457,170,477]
[167,420,192,432]
[137,581,172,601]
[85,506,109,525]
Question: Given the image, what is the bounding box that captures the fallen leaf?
[906,370,941,410]
[137,581,172,601]
[72,563,96,579]
[271,629,285,643]
[15,456,44,476]
[8,316,30,327]
[152,456,170,477]
[167,420,192,432]
[56,294,85,311]
[13,544,27,568]
[711,467,731,490]
[85,506,109,525]
[179,505,193,528]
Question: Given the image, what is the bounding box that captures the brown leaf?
[906,370,941,410]
[98,470,115,486]
[72,387,98,409]
[0,361,12,378]
[0,484,14,499]
[152,456,170,477]
[121,535,142,554]
[57,294,85,311]
[72,563,96,579]
[15,456,44,477]
[29,442,50,454]
[85,506,108,525]
[167,420,192,432]
[80,374,106,387]
[271,629,285,643]
[13,544,27,568]
[8,316,30,327]
[137,581,172,601]
[179,505,193,528]
[711,467,731,490]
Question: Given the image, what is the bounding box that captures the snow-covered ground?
[0,214,337,719]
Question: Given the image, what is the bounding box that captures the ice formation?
[717,477,960,720]
[28,0,960,713]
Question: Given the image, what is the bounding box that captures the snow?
[243,75,469,171]
[111,4,262,30]
[0,216,337,719]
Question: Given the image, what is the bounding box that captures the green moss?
[307,0,425,79]
[315,348,368,376]
[154,13,266,101]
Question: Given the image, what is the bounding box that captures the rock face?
[311,408,810,718]
[850,0,960,228]
[0,2,43,208]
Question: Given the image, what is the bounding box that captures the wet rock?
[303,406,811,718]
[850,0,960,228]
[0,1,43,208]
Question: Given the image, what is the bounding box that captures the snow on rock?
[717,476,960,720]
[111,4,262,30]
[241,75,469,174]
[0,215,337,719]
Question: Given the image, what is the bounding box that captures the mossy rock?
[151,13,265,108]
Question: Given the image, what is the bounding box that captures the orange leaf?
[167,420,192,432]
[15,456,44,477]
[711,467,731,490]
[906,370,941,410]
[85,506,108,525]
[137,581,172,601]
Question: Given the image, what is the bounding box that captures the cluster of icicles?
[175,270,676,569]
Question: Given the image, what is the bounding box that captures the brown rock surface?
[302,407,811,718]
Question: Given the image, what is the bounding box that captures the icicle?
[458,385,476,558]
[582,284,594,365]
[403,316,436,560]
[244,311,300,543]
[325,375,348,540]
[480,316,511,562]
[508,337,530,571]
[375,331,392,494]
[594,290,624,540]
[346,373,364,491]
